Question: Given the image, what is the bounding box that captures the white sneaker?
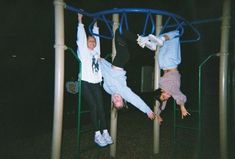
[137,40,146,48]
[144,40,157,51]
[148,34,164,46]
[94,131,108,147]
[137,35,149,48]
[102,130,113,145]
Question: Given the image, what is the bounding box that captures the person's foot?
[94,131,108,147]
[102,130,113,144]
[137,34,164,50]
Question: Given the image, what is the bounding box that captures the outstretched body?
[99,29,156,120]
[137,31,190,123]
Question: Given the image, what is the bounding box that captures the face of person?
[160,90,171,101]
[112,93,124,109]
[87,36,96,50]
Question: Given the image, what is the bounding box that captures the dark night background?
[0,0,234,159]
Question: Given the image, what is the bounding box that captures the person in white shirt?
[77,14,112,147]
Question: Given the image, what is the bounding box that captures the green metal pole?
[198,53,220,158]
[219,0,231,159]
[65,47,82,159]
[199,54,220,125]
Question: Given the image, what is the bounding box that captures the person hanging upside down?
[137,30,191,122]
[99,29,156,120]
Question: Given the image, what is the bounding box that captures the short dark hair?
[154,88,162,102]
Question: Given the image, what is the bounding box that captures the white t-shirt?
[76,23,102,83]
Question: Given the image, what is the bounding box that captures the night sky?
[0,0,234,157]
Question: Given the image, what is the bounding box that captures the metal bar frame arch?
[64,4,201,43]
[53,1,230,159]
[52,1,200,159]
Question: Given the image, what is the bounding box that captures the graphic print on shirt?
[92,55,99,73]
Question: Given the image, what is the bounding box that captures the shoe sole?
[94,139,108,147]
[106,141,113,145]
[95,142,108,147]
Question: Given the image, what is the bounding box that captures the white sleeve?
[120,86,153,114]
[93,26,100,56]
[76,23,88,59]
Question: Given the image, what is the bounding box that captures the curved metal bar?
[92,8,184,19]
[119,12,129,34]
[164,17,200,43]
[88,15,114,39]
[65,4,114,25]
[142,13,150,36]
[180,20,201,43]
[123,13,129,31]
[65,4,201,42]
[172,15,184,37]
[160,17,171,35]
[88,16,98,35]
[142,13,155,36]
[164,17,201,43]
[149,14,156,34]
[177,23,184,38]
[64,4,93,17]
[101,14,115,39]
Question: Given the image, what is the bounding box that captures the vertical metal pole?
[153,15,162,154]
[198,53,220,158]
[51,0,65,159]
[76,52,82,159]
[65,48,82,158]
[219,0,230,159]
[110,13,119,158]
